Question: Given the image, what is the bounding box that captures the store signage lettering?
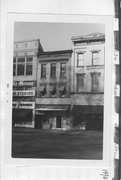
[13,90,35,96]
[13,102,35,109]
[13,81,36,87]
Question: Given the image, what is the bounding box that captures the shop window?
[60,63,66,78]
[41,64,46,78]
[50,63,56,78]
[13,58,16,76]
[91,73,100,92]
[92,51,100,65]
[77,53,84,67]
[77,74,85,92]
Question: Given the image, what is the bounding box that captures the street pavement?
[12,128,103,159]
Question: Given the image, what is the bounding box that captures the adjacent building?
[12,39,43,127]
[71,33,105,130]
[12,33,105,130]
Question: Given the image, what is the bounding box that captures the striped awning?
[49,86,55,92]
[58,86,65,92]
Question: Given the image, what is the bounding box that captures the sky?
[14,22,105,51]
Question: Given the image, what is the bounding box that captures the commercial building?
[12,32,105,130]
[35,50,72,129]
[12,39,43,127]
[71,33,105,130]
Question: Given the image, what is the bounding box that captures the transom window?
[77,53,84,67]
[92,51,100,65]
[60,63,66,78]
[50,63,56,78]
[41,64,46,78]
[13,57,33,76]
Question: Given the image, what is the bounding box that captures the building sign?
[13,101,35,109]
[13,81,36,87]
[13,90,35,96]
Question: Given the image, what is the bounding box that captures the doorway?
[35,115,43,129]
[56,116,61,128]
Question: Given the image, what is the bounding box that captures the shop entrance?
[56,116,61,128]
[35,115,43,129]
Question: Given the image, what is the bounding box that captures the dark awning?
[39,86,45,92]
[72,105,103,114]
[35,105,69,111]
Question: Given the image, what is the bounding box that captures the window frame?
[77,52,84,67]
[26,57,33,76]
[41,64,46,78]
[13,57,17,76]
[60,62,66,78]
[17,57,25,76]
[50,63,56,78]
[91,72,100,93]
[92,50,100,66]
[13,56,33,76]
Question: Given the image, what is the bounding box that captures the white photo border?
[5,13,114,169]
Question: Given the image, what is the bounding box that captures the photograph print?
[12,22,105,159]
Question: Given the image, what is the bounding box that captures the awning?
[39,86,45,92]
[58,86,65,92]
[35,105,69,111]
[49,86,55,92]
[71,105,103,114]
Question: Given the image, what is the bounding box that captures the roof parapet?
[71,32,105,42]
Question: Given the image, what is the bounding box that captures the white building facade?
[71,33,105,130]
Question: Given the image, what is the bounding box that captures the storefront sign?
[13,101,35,109]
[13,90,35,96]
[13,81,36,87]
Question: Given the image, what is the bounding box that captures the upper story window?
[77,53,84,67]
[77,74,85,92]
[50,63,56,78]
[13,58,16,76]
[92,51,100,65]
[60,63,66,78]
[26,57,33,75]
[17,58,25,76]
[13,57,33,76]
[91,72,100,92]
[41,64,46,78]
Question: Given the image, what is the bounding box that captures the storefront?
[34,105,71,130]
[12,101,35,127]
[71,105,103,131]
